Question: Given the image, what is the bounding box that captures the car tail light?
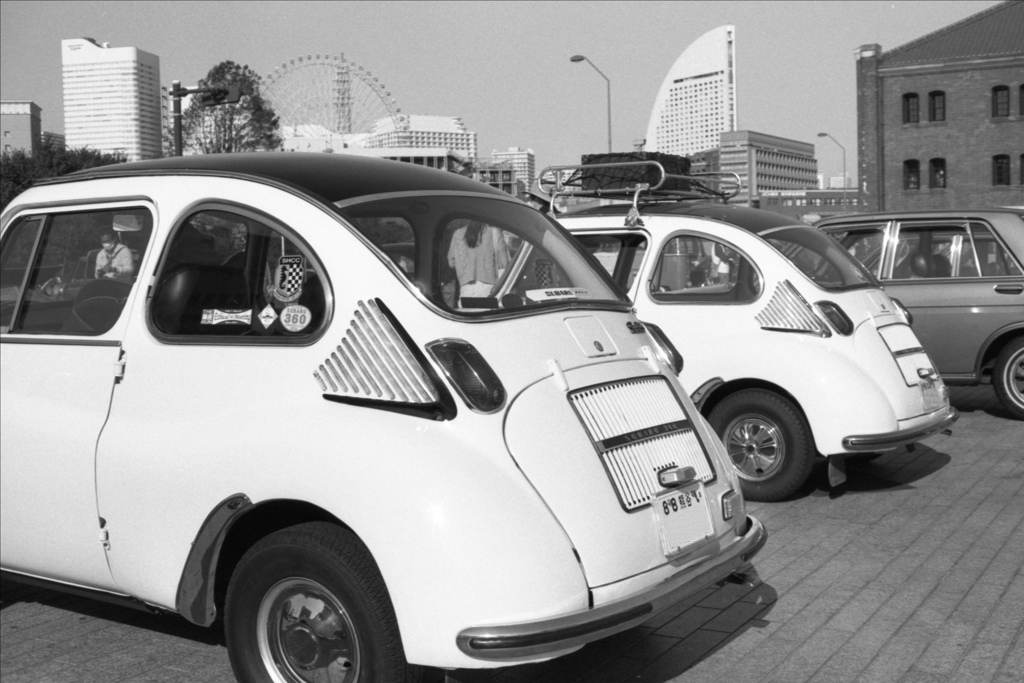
[816,301,854,336]
[643,321,684,374]
[427,339,506,413]
[722,489,742,521]
[755,280,831,337]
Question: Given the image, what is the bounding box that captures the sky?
[0,0,1002,184]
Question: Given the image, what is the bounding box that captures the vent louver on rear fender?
[755,280,830,337]
[314,299,453,419]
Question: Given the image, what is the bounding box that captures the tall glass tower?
[62,38,162,161]
[644,26,737,156]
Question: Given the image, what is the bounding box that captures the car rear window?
[765,226,877,290]
[337,195,628,315]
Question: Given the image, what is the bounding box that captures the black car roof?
[40,152,510,204]
[564,201,803,235]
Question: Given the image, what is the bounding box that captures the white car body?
[0,154,764,680]
[559,202,959,501]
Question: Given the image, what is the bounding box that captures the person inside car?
[95,232,134,280]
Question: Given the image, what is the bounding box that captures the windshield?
[765,226,878,290]
[336,195,628,315]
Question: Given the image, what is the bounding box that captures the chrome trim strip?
[892,346,926,358]
[0,337,122,347]
[841,406,959,451]
[456,516,767,660]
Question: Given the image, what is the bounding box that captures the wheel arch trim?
[175,493,252,626]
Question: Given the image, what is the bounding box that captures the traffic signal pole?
[170,80,241,156]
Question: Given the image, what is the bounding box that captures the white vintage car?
[0,154,765,682]
[549,156,959,502]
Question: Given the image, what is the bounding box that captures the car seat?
[151,266,250,335]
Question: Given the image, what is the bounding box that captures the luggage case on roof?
[576,151,692,192]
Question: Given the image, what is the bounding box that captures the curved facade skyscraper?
[645,26,737,156]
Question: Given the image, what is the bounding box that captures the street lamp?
[817,132,847,211]
[570,55,612,153]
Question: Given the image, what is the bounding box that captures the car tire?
[708,389,815,502]
[993,337,1024,421]
[225,521,422,683]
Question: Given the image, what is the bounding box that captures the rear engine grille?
[314,299,438,403]
[569,377,715,511]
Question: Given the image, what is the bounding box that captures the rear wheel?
[709,390,815,502]
[993,337,1024,420]
[225,522,421,683]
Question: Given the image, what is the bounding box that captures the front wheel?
[225,522,421,683]
[993,337,1024,420]
[708,389,816,502]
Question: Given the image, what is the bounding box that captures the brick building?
[856,1,1024,211]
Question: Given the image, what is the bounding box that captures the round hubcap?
[258,578,359,683]
[1011,352,1024,401]
[725,417,785,481]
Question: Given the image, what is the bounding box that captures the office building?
[1,101,41,154]
[760,189,863,223]
[491,147,535,186]
[62,38,162,161]
[857,1,1024,211]
[364,115,477,161]
[717,131,818,207]
[645,25,737,157]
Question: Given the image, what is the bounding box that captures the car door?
[880,220,1023,377]
[0,205,153,589]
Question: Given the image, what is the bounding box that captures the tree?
[180,61,282,154]
[1,141,127,212]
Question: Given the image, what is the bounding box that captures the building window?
[929,159,946,189]
[902,93,920,123]
[1019,155,1024,185]
[992,86,1010,117]
[1020,85,1024,115]
[903,160,920,190]
[993,155,1010,186]
[928,91,945,122]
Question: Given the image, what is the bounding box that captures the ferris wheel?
[261,53,404,139]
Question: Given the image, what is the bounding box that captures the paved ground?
[2,385,1021,683]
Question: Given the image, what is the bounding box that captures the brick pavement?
[2,385,1021,683]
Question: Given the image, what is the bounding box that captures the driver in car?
[95,232,134,280]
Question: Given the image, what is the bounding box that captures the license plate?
[652,483,715,557]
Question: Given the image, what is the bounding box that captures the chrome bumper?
[456,515,767,661]
[842,405,959,451]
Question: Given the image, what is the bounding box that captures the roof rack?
[538,159,741,226]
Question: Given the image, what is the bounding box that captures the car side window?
[891,223,1000,279]
[970,223,1022,277]
[150,209,326,339]
[649,235,760,303]
[0,208,152,335]
[575,233,648,291]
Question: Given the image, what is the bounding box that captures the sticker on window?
[274,255,305,303]
[280,305,311,332]
[202,309,252,325]
[257,304,278,329]
[525,288,592,302]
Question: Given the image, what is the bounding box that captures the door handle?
[993,284,1023,294]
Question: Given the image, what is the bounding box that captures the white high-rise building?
[62,38,162,161]
[644,26,737,156]
[491,147,536,186]
[364,115,477,161]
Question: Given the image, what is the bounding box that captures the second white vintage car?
[0,153,765,683]
[548,156,959,502]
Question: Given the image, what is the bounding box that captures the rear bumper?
[456,515,767,661]
[841,405,959,452]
